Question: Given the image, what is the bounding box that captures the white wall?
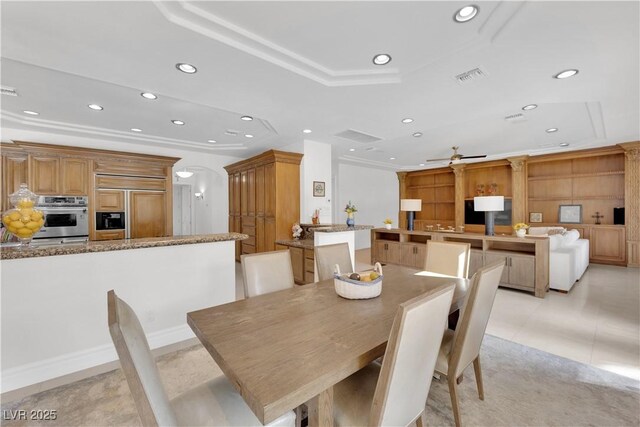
[1,128,243,235]
[337,163,399,249]
[301,140,332,224]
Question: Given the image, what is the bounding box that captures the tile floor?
[354,248,640,381]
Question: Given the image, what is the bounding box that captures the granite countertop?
[313,225,374,232]
[275,239,315,249]
[0,233,248,260]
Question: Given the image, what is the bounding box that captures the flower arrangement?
[513,223,529,231]
[383,218,393,225]
[292,223,302,239]
[344,201,357,214]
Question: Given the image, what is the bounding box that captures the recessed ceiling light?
[413,132,423,137]
[207,139,217,143]
[240,115,253,121]
[454,5,479,23]
[171,120,185,125]
[176,63,197,74]
[349,148,356,152]
[419,163,425,166]
[131,128,142,132]
[88,104,103,111]
[522,104,538,111]
[546,128,558,133]
[372,54,392,66]
[554,69,579,79]
[141,92,157,100]
[245,134,254,138]
[303,129,312,134]
[559,142,570,147]
[390,157,396,160]
[401,118,414,124]
[23,110,39,115]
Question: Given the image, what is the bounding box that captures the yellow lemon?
[17,199,34,209]
[26,221,41,230]
[10,220,25,229]
[7,226,17,234]
[38,218,45,226]
[16,228,33,237]
[20,208,34,216]
[21,216,32,223]
[2,215,12,226]
[8,211,21,221]
[31,211,43,221]
[370,272,380,280]
[361,275,372,282]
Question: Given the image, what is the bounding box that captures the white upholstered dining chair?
[424,241,471,278]
[241,250,295,298]
[434,260,505,427]
[107,290,295,427]
[332,284,456,427]
[314,243,354,281]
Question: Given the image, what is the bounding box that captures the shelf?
[421,200,455,204]
[527,171,624,181]
[408,184,454,189]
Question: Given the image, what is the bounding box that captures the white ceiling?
[1,1,638,170]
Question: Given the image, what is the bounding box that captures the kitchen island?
[1,233,247,394]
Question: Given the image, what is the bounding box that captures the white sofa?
[528,227,589,292]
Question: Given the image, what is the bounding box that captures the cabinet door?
[240,170,248,216]
[95,230,125,241]
[30,156,60,195]
[264,218,276,251]
[255,217,265,252]
[590,227,626,263]
[247,168,256,217]
[2,155,28,211]
[386,242,403,265]
[415,244,427,269]
[374,241,388,264]
[61,158,89,195]
[508,254,535,288]
[129,191,166,238]
[228,174,235,216]
[264,163,275,218]
[290,247,305,284]
[468,249,484,278]
[401,244,424,268]
[96,190,124,211]
[233,173,241,215]
[484,252,509,284]
[255,165,265,217]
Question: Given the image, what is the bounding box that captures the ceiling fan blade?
[425,157,451,162]
[460,154,487,159]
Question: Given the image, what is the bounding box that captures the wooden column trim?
[619,141,640,267]
[508,155,528,226]
[397,172,408,229]
[450,165,466,228]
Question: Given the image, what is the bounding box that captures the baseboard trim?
[1,324,195,395]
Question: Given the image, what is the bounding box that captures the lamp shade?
[400,199,422,212]
[474,196,504,212]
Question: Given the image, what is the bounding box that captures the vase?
[346,212,355,228]
[1,184,45,248]
[516,228,526,238]
[385,224,392,230]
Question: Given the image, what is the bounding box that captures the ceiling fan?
[426,146,487,164]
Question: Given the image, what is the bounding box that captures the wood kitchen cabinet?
[95,230,125,241]
[484,251,535,290]
[290,247,305,284]
[61,158,89,195]
[374,241,402,265]
[590,226,626,264]
[225,150,302,260]
[401,243,426,269]
[1,152,28,211]
[96,190,125,211]
[129,191,166,239]
[29,156,60,195]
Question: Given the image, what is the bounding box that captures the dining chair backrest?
[369,284,456,426]
[449,260,504,379]
[241,250,295,298]
[107,290,178,426]
[424,241,471,278]
[315,243,354,281]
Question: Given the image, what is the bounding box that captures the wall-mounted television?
[464,199,512,225]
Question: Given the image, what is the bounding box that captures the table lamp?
[400,199,422,231]
[474,196,504,236]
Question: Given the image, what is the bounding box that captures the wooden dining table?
[187,264,469,427]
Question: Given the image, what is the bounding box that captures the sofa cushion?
[549,234,562,251]
[547,228,567,235]
[561,229,580,246]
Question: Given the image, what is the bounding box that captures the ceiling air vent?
[1,86,18,97]
[504,113,527,123]
[454,67,488,85]
[224,129,239,136]
[334,129,382,144]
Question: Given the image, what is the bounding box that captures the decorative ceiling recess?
[154,1,524,87]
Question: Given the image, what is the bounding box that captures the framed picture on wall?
[313,181,325,197]
[529,212,543,223]
[558,205,582,224]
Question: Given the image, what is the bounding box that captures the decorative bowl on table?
[334,262,383,300]
[1,184,45,247]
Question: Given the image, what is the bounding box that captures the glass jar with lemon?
[2,184,45,247]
